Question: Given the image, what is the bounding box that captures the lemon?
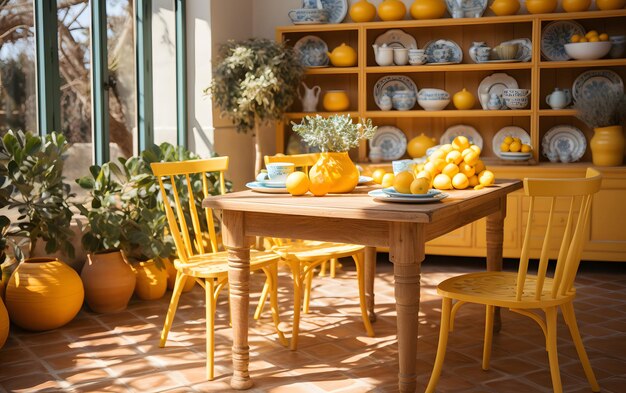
[393,171,415,194]
[521,144,532,153]
[309,176,330,196]
[432,158,447,172]
[372,168,386,184]
[410,177,430,194]
[452,136,470,151]
[512,137,521,144]
[461,148,473,157]
[464,151,479,166]
[579,37,589,43]
[416,170,432,180]
[468,174,479,187]
[440,144,454,154]
[286,171,310,196]
[452,173,469,189]
[478,170,495,186]
[500,142,510,152]
[459,162,476,178]
[381,173,395,188]
[589,36,600,43]
[474,184,485,190]
[433,173,452,190]
[469,145,481,155]
[570,34,581,43]
[423,161,439,177]
[429,149,446,162]
[509,141,522,152]
[599,33,609,41]
[442,163,459,178]
[474,159,486,174]
[585,30,598,38]
[503,136,514,145]
[446,150,463,165]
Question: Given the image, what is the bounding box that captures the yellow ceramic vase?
[349,0,376,22]
[133,259,168,300]
[596,0,626,10]
[323,90,350,112]
[453,88,476,110]
[407,133,437,158]
[5,258,84,331]
[81,251,136,313]
[562,0,591,12]
[590,125,625,166]
[410,0,447,19]
[377,0,407,21]
[0,297,8,349]
[309,152,359,193]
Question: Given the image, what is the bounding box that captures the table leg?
[486,196,507,333]
[223,211,253,390]
[364,246,377,323]
[390,222,424,393]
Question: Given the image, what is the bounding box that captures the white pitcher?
[298,82,321,112]
[546,88,572,110]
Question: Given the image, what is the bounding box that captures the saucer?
[382,188,442,198]
[246,182,288,194]
[369,189,448,204]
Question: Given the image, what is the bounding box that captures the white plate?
[258,179,287,188]
[382,187,442,198]
[370,126,407,161]
[492,126,531,159]
[440,124,483,150]
[423,39,463,64]
[358,175,373,184]
[541,21,585,61]
[572,69,624,103]
[374,29,417,49]
[369,189,448,203]
[478,73,518,110]
[373,75,418,110]
[500,152,532,161]
[542,125,587,163]
[320,0,348,24]
[294,35,329,67]
[246,182,288,194]
[445,0,487,18]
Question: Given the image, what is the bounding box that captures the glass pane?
[0,0,37,135]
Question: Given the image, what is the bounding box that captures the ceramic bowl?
[502,89,530,98]
[288,8,330,24]
[564,41,612,60]
[417,98,450,111]
[417,88,450,101]
[391,90,416,111]
[503,96,529,109]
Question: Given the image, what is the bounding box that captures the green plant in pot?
[292,114,377,194]
[574,86,626,166]
[205,38,305,176]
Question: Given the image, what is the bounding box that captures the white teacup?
[392,159,415,175]
[393,48,409,65]
[266,163,294,181]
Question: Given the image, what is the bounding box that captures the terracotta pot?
[0,297,8,349]
[163,258,196,292]
[132,259,168,300]
[309,152,359,194]
[81,251,136,313]
[590,125,625,166]
[5,258,84,331]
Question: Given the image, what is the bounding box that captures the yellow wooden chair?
[254,153,374,350]
[151,157,286,381]
[426,168,602,393]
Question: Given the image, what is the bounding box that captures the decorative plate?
[258,179,287,188]
[541,21,585,61]
[246,182,288,194]
[440,124,483,150]
[492,126,531,159]
[478,73,518,109]
[572,69,624,103]
[373,75,418,110]
[500,152,532,161]
[382,188,442,198]
[320,0,348,24]
[445,0,488,18]
[374,29,418,49]
[369,189,448,203]
[499,38,532,62]
[370,126,408,161]
[423,39,463,64]
[542,125,587,163]
[358,176,373,184]
[294,35,329,67]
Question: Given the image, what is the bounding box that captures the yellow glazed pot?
[327,43,357,67]
[590,125,625,166]
[164,258,196,293]
[133,259,168,300]
[407,133,437,158]
[309,152,359,193]
[596,0,626,10]
[525,0,557,14]
[562,0,591,12]
[410,0,447,19]
[81,250,136,313]
[349,0,376,22]
[5,258,84,331]
[377,0,407,21]
[453,88,476,110]
[323,90,350,112]
[489,0,520,16]
[0,297,8,349]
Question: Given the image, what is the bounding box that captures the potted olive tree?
[206,38,305,176]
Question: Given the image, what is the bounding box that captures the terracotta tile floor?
[1,255,625,393]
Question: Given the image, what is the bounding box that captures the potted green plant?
[574,85,626,166]
[206,38,305,176]
[291,114,377,194]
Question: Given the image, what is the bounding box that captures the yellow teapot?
[377,0,406,21]
[410,0,446,20]
[349,0,376,22]
[596,0,626,10]
[489,0,520,16]
[562,0,591,12]
[407,133,437,158]
[525,0,557,14]
[327,43,357,67]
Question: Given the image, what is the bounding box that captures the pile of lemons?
[499,135,532,153]
[570,30,609,43]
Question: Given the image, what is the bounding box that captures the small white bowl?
[564,41,612,60]
[418,98,450,111]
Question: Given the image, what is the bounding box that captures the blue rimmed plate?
[541,21,585,61]
[423,39,463,64]
[294,35,329,67]
[369,125,407,161]
[258,179,287,188]
[369,189,448,203]
[320,0,347,23]
[246,182,288,194]
[382,188,442,198]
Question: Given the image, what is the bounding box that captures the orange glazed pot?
[410,0,447,20]
[5,258,84,331]
[596,0,626,10]
[81,250,136,313]
[309,152,359,194]
[590,125,625,166]
[349,0,376,22]
[377,0,406,21]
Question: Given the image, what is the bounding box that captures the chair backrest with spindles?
[264,153,320,173]
[516,168,602,302]
[151,157,229,264]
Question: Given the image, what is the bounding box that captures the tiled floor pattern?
[1,255,625,393]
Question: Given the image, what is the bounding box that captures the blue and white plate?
[373,75,418,110]
[374,29,418,49]
[294,35,329,67]
[320,0,347,23]
[423,39,463,64]
[369,189,448,204]
[572,69,624,103]
[246,182,288,194]
[542,125,586,163]
[445,0,488,18]
[541,21,585,61]
[382,187,442,198]
[499,38,532,62]
[259,179,287,188]
[369,126,407,161]
[440,124,483,150]
[358,176,374,184]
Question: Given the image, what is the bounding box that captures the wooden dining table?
[203,179,522,392]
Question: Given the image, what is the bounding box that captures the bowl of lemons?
[565,30,612,60]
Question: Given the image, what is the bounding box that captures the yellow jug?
[489,0,520,16]
[596,0,626,10]
[410,0,447,19]
[377,0,406,21]
[327,43,357,67]
[525,0,557,14]
[349,0,376,22]
[562,0,591,12]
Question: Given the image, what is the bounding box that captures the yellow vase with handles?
[562,0,591,12]
[349,0,376,22]
[327,43,357,67]
[410,0,447,19]
[323,90,350,112]
[309,152,359,193]
[596,0,626,10]
[377,0,406,21]
[590,125,625,166]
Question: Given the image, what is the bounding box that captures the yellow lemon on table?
[468,175,479,187]
[478,170,495,187]
[429,149,446,162]
[433,174,453,190]
[442,163,459,178]
[452,173,469,190]
[459,162,475,178]
[440,144,454,154]
[452,136,470,151]
[446,150,463,165]
[469,145,481,155]
[286,171,310,196]
[394,171,415,194]
[474,159,486,174]
[372,168,386,184]
[381,173,395,188]
[410,177,430,194]
[463,151,479,166]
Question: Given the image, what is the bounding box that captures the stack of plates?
[369,188,448,203]
[500,152,532,161]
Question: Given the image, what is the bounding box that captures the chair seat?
[271,242,364,262]
[437,271,576,309]
[174,250,281,278]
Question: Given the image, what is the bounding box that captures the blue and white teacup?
[392,159,415,175]
[266,163,295,181]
